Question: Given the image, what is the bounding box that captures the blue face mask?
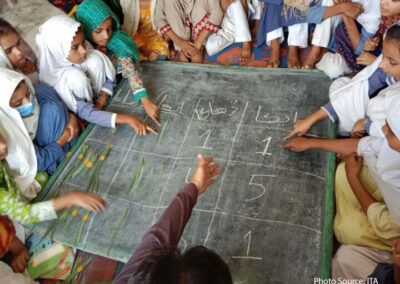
[17,95,35,117]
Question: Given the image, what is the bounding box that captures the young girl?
[76,0,161,126]
[0,68,106,226]
[120,0,170,61]
[36,15,157,136]
[282,88,400,280]
[154,0,223,63]
[285,23,400,140]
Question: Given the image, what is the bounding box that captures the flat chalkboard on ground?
[33,62,335,284]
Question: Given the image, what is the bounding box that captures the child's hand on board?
[344,153,363,179]
[0,135,8,160]
[280,137,311,152]
[190,154,220,195]
[284,118,313,140]
[141,97,161,126]
[53,191,107,212]
[128,115,158,135]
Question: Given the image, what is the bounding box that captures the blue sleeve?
[321,102,339,122]
[306,5,327,24]
[34,142,65,175]
[368,68,389,97]
[355,28,375,56]
[102,78,117,94]
[75,100,114,128]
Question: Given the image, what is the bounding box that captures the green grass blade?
[157,120,168,146]
[107,208,129,255]
[133,162,154,201]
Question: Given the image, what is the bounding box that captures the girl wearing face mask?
[0,68,107,221]
[285,23,400,141]
[36,15,157,136]
[0,67,78,199]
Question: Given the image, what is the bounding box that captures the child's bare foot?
[302,46,321,69]
[288,45,301,69]
[190,154,220,195]
[240,41,252,63]
[267,39,280,68]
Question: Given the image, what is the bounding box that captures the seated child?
[154,0,223,63]
[120,0,170,61]
[76,0,161,126]
[282,91,400,280]
[316,0,381,77]
[36,15,157,136]
[285,23,400,139]
[355,0,400,68]
[205,0,261,62]
[113,154,231,284]
[0,71,106,224]
[257,0,364,69]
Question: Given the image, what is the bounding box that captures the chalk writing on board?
[161,102,185,115]
[232,231,262,260]
[185,168,192,183]
[256,137,272,156]
[246,174,276,202]
[194,129,213,150]
[255,106,290,124]
[195,102,240,120]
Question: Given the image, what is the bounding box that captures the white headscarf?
[0,67,41,200]
[35,15,115,112]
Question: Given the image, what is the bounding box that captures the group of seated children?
[2,0,400,283]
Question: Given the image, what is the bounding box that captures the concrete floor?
[0,0,63,56]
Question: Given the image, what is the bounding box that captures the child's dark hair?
[133,246,233,284]
[0,18,18,38]
[386,24,400,42]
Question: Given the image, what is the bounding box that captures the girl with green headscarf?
[76,0,161,126]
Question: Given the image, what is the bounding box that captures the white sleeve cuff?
[111,113,117,128]
[31,200,58,222]
[101,87,113,96]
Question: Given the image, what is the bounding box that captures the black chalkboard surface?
[33,62,335,284]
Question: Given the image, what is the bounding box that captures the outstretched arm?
[281,137,360,155]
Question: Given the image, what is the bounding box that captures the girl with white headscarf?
[285,23,400,140]
[35,15,157,136]
[0,68,77,198]
[0,68,107,225]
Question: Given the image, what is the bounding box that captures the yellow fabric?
[334,163,400,252]
[133,7,169,60]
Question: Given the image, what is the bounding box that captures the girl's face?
[382,122,400,152]
[9,81,30,108]
[379,38,400,80]
[67,30,87,64]
[92,17,112,47]
[381,0,400,17]
[0,31,26,68]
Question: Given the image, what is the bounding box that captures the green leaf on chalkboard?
[73,210,91,247]
[129,158,144,194]
[107,208,129,255]
[133,162,154,201]
[149,162,164,198]
[157,120,168,146]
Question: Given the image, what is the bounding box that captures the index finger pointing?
[146,125,158,135]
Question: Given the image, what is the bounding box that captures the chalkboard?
[32,62,335,284]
